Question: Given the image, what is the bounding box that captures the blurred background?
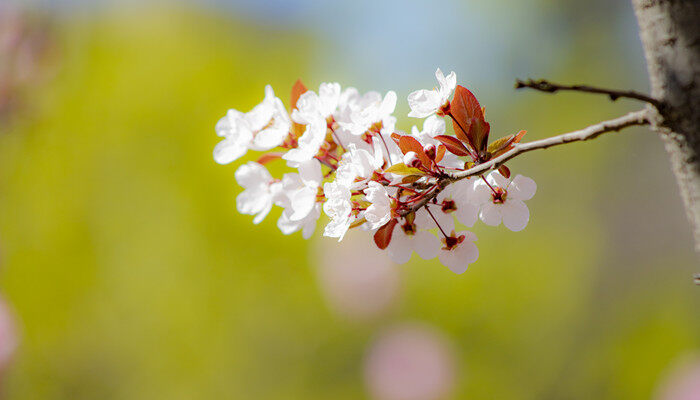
[0,0,698,398]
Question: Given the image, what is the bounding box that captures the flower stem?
[424,205,448,239]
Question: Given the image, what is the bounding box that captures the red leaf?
[513,130,526,144]
[435,145,446,163]
[468,118,490,155]
[450,86,489,153]
[398,136,431,167]
[434,135,471,157]
[498,165,511,179]
[290,79,307,110]
[291,80,308,137]
[256,152,284,165]
[373,219,398,250]
[489,130,526,158]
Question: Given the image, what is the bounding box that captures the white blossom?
[437,231,479,274]
[364,181,393,230]
[435,179,479,227]
[278,203,321,239]
[407,68,456,118]
[322,180,355,241]
[472,172,536,232]
[386,222,440,264]
[214,85,290,164]
[234,162,281,224]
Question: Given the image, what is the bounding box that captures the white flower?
[410,115,446,142]
[323,181,355,241]
[407,68,457,118]
[214,86,291,164]
[213,109,253,164]
[472,172,537,232]
[276,159,323,222]
[292,82,341,124]
[414,206,455,234]
[435,179,479,227]
[282,118,327,164]
[386,221,440,264]
[278,203,321,239]
[342,91,397,137]
[333,142,384,189]
[364,182,392,230]
[234,162,281,224]
[437,231,479,274]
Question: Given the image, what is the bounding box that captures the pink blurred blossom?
[0,294,17,373]
[316,232,400,321]
[655,353,700,400]
[364,323,457,400]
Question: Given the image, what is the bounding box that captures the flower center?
[441,199,457,213]
[401,221,416,236]
[442,234,465,251]
[491,188,507,204]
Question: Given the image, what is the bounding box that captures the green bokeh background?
[0,2,698,399]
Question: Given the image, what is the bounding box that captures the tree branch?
[515,79,663,109]
[401,110,650,216]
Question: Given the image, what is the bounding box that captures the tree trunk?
[632,0,700,253]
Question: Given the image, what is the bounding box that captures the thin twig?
[515,79,663,109]
[402,110,649,215]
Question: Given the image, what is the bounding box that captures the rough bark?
[632,0,700,253]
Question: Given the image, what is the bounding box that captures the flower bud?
[424,144,437,160]
[403,152,421,169]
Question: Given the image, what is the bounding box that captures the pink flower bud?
[403,152,421,168]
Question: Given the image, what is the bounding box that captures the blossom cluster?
[214,69,536,273]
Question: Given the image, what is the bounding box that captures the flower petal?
[501,199,529,232]
[479,203,502,226]
[509,175,537,200]
[412,231,440,260]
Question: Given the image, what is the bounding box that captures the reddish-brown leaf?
[435,145,446,163]
[290,79,307,110]
[390,132,402,146]
[434,135,471,157]
[490,130,526,158]
[452,85,484,121]
[498,165,511,179]
[291,80,308,137]
[468,118,490,154]
[513,130,526,143]
[256,152,284,165]
[450,86,489,153]
[398,136,431,167]
[373,219,398,250]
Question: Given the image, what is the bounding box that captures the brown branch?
[401,110,650,216]
[515,79,663,109]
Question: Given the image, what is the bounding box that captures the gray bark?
[632,0,700,253]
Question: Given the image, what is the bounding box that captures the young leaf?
[374,219,398,250]
[384,163,425,176]
[434,135,471,157]
[489,130,526,158]
[487,134,515,154]
[349,217,367,229]
[498,165,511,179]
[398,136,431,167]
[449,85,489,153]
[468,118,490,154]
[256,152,284,165]
[401,175,423,184]
[435,145,447,163]
[453,85,484,121]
